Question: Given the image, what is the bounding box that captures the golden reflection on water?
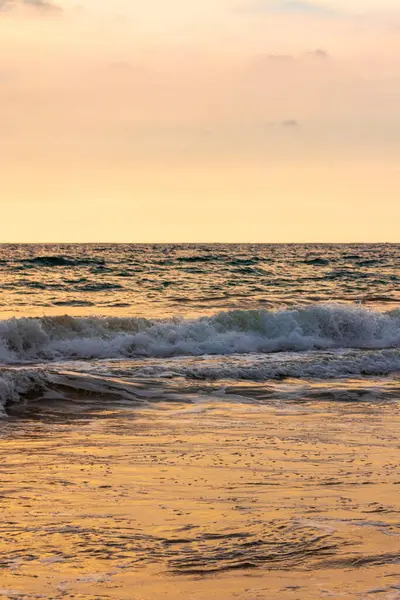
[1,399,399,599]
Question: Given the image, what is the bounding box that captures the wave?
[0,368,48,413]
[1,350,399,414]
[131,350,400,381]
[78,282,124,292]
[0,305,399,364]
[18,256,105,268]
[176,255,224,263]
[302,257,330,266]
[0,368,164,414]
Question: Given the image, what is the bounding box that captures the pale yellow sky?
[1,0,399,241]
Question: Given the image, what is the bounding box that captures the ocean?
[1,244,399,599]
[0,243,399,411]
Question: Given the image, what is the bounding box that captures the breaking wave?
[1,349,399,414]
[0,305,399,364]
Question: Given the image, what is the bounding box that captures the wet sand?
[1,399,399,599]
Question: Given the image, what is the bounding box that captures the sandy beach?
[1,396,399,600]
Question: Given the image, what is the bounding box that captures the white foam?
[126,349,400,381]
[1,352,399,414]
[0,305,399,364]
[1,305,399,414]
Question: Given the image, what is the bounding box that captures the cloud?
[243,0,338,17]
[249,49,330,72]
[281,119,300,126]
[248,53,296,72]
[310,48,330,58]
[0,0,62,12]
[25,0,61,9]
[267,50,330,62]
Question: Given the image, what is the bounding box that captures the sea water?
[0,243,399,412]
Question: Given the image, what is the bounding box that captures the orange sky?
[1,0,399,242]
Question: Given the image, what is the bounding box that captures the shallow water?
[1,399,400,599]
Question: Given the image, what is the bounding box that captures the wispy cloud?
[268,49,329,61]
[243,0,338,17]
[249,49,331,72]
[308,48,330,58]
[0,0,62,12]
[281,119,300,126]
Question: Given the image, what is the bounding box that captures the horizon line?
[0,241,398,246]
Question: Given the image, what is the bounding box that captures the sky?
[1,0,399,242]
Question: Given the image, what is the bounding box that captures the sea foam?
[0,305,399,364]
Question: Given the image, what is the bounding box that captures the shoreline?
[1,399,399,599]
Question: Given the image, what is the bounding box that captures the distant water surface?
[0,243,398,318]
